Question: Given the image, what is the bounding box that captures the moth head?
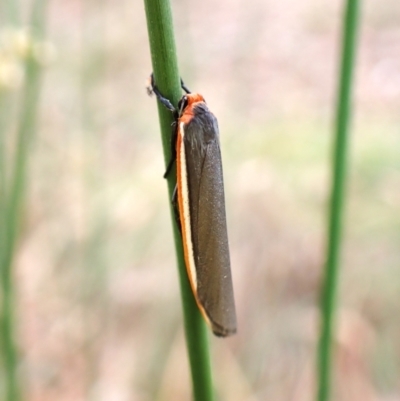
[178,95,189,116]
[178,93,206,116]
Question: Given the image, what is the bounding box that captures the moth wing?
[184,114,237,337]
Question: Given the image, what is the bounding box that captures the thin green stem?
[0,92,9,223]
[0,0,20,25]
[1,1,49,400]
[317,1,360,400]
[0,0,23,203]
[143,1,214,401]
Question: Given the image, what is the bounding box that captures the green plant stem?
[143,1,214,401]
[0,92,9,215]
[2,50,39,401]
[317,1,360,400]
[0,0,20,25]
[1,1,48,400]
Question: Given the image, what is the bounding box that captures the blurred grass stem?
[0,1,48,400]
[0,0,20,25]
[143,1,215,400]
[317,0,360,400]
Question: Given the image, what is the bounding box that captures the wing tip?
[211,321,237,338]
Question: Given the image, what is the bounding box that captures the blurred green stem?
[0,0,20,25]
[317,1,360,400]
[0,93,8,214]
[0,0,22,197]
[1,1,49,400]
[143,1,215,401]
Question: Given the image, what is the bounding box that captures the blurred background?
[1,0,400,400]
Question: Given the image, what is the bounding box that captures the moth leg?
[148,73,190,107]
[164,157,175,179]
[164,122,177,178]
[171,185,182,232]
[147,73,179,178]
[180,79,191,94]
[147,73,176,113]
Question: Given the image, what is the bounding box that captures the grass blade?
[143,1,215,400]
[0,1,49,400]
[317,0,360,400]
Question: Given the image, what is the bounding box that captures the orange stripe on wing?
[176,121,211,327]
[176,124,195,291]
